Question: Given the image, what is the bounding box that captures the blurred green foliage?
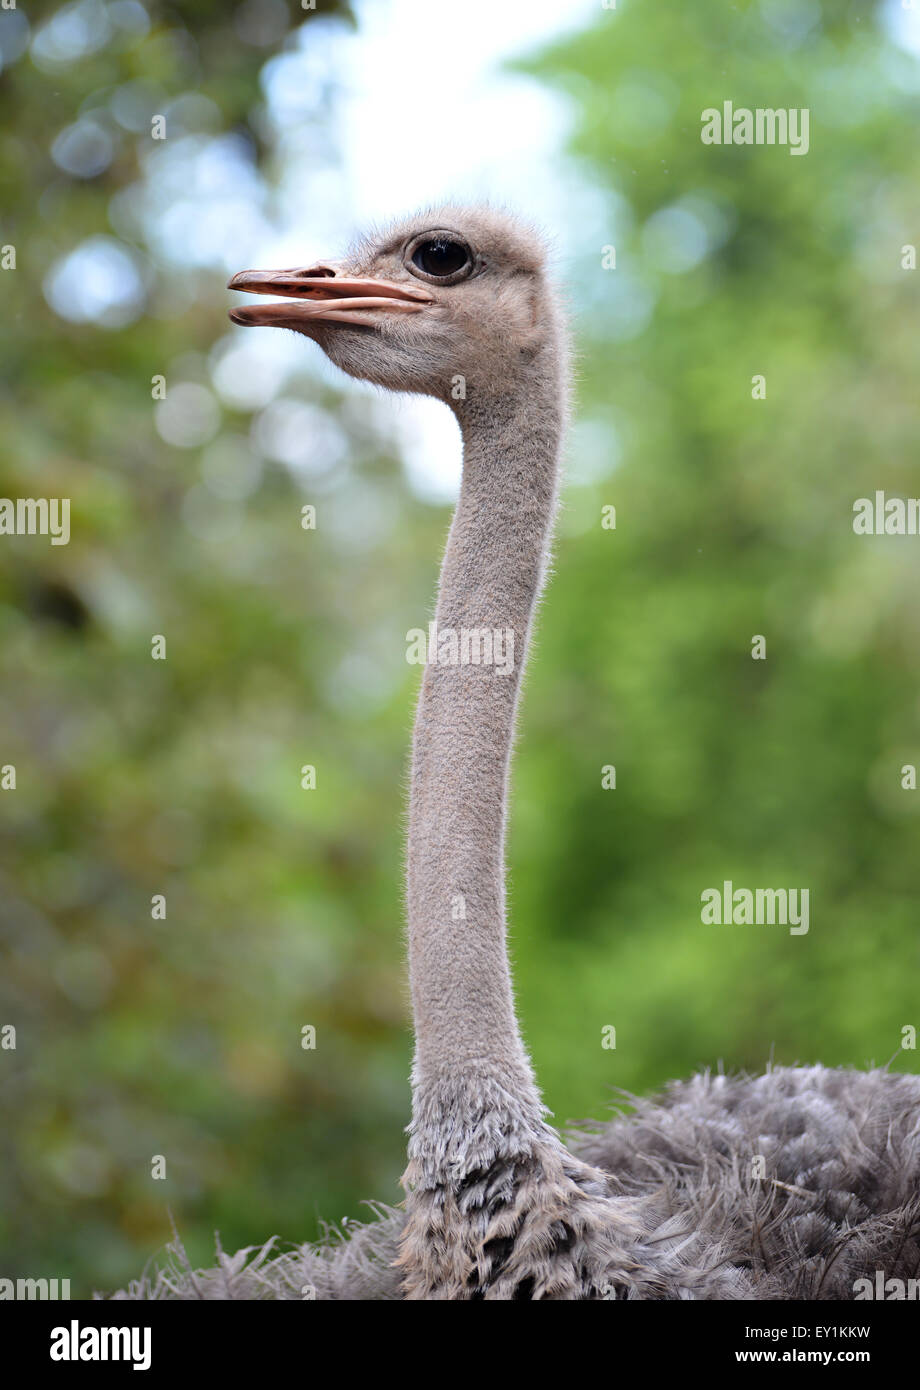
[1,0,919,1296]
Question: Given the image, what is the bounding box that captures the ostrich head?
[228,206,562,413]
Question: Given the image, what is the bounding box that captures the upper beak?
[227,263,434,330]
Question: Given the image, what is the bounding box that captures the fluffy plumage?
[112,1065,920,1300]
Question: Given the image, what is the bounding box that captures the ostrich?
[115,206,920,1301]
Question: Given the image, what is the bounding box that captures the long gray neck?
[406,360,564,1183]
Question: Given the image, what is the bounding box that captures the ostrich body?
[116,208,920,1301]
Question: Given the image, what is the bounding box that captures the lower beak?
[227,265,434,330]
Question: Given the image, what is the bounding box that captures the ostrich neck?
[406,366,564,1181]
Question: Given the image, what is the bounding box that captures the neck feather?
[405,355,565,1183]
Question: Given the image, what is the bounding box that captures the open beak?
[227,264,434,330]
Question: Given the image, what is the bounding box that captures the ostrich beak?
[227,264,434,330]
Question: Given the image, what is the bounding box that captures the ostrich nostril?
[294,263,338,279]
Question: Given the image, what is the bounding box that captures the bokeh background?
[2,0,919,1296]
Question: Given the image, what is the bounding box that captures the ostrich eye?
[411,238,470,278]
